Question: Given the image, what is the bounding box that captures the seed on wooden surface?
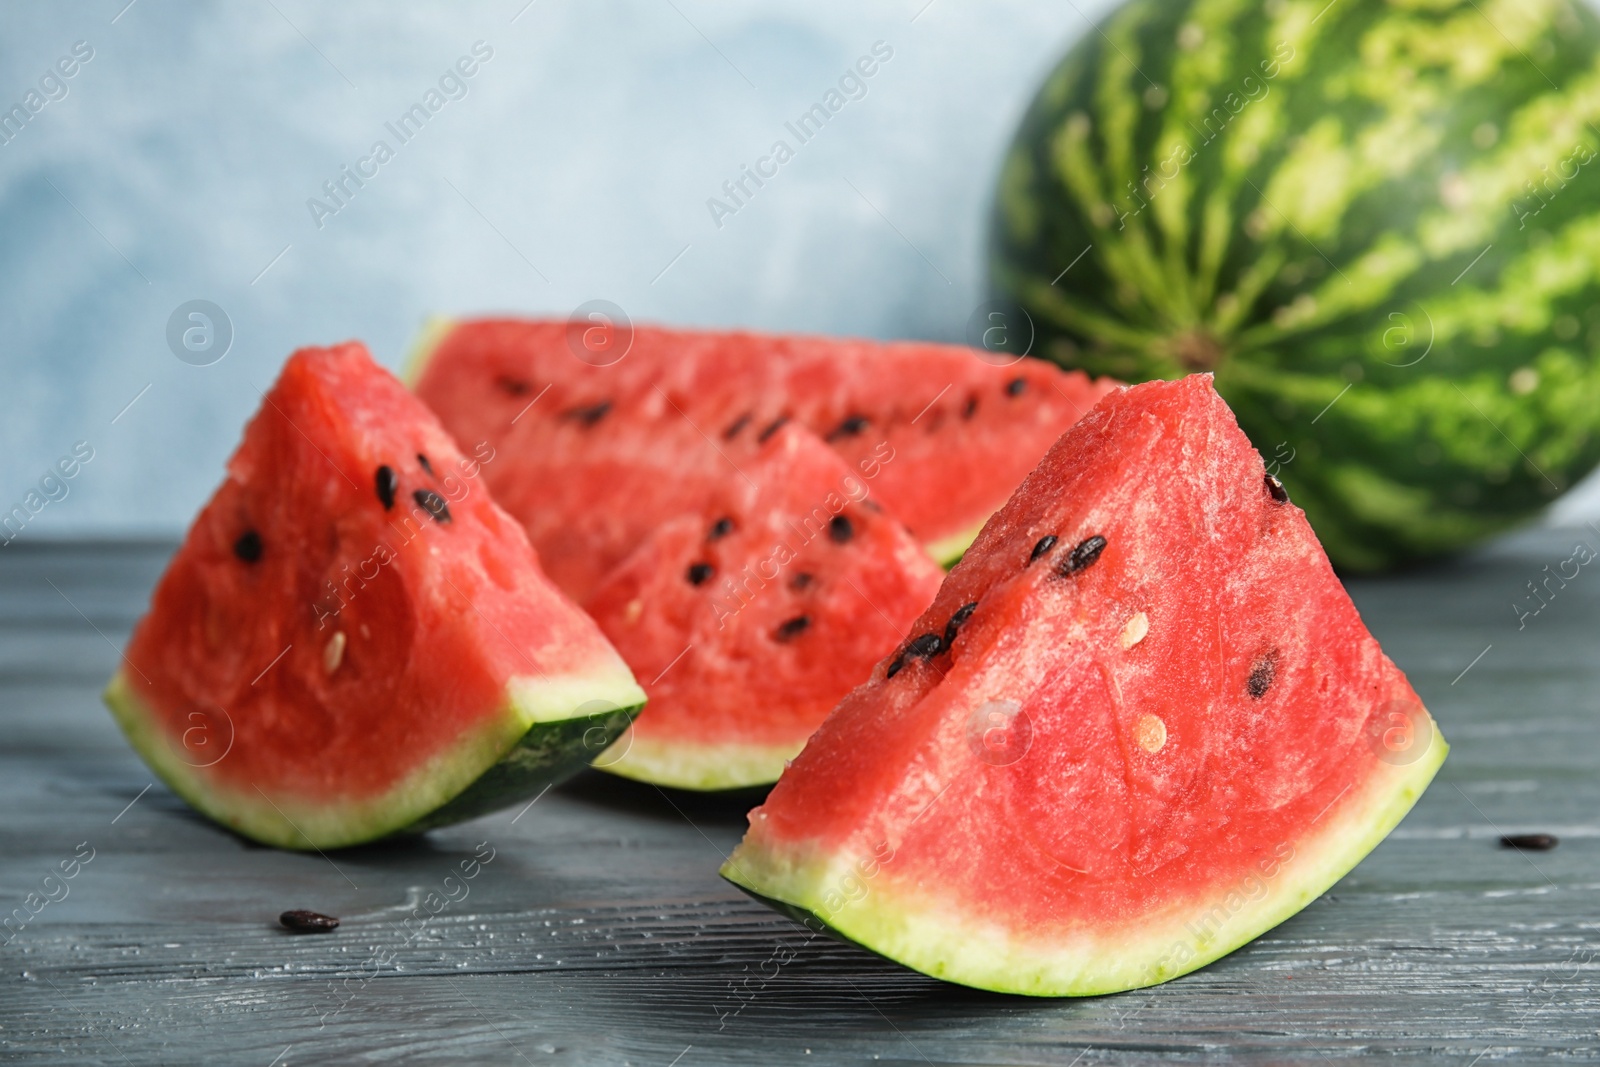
[1247,654,1277,699]
[413,489,451,524]
[827,414,870,441]
[723,412,752,439]
[686,562,714,586]
[1500,833,1558,851]
[774,616,810,642]
[1030,535,1057,563]
[1265,473,1289,503]
[943,601,978,648]
[1120,612,1149,649]
[566,400,612,427]
[417,453,435,477]
[1059,535,1106,576]
[708,517,734,541]
[323,631,346,674]
[757,415,790,442]
[233,530,263,563]
[1006,377,1027,396]
[375,465,398,510]
[829,515,854,544]
[279,910,339,933]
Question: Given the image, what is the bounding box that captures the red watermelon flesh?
[410,318,1116,573]
[722,374,1446,995]
[104,343,645,849]
[414,376,779,604]
[585,424,944,790]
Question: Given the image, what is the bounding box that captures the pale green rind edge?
[401,315,455,388]
[103,666,646,851]
[598,730,804,791]
[922,519,987,570]
[721,729,1447,996]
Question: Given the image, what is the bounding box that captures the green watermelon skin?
[990,0,1600,570]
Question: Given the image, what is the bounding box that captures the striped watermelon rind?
[105,669,643,850]
[991,0,1600,570]
[722,740,1443,995]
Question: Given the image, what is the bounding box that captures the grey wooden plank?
[1,534,1598,1065]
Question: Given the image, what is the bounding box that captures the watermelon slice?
[585,423,943,790]
[103,343,646,850]
[722,374,1446,995]
[409,318,1116,579]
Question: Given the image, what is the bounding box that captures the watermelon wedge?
[104,343,646,850]
[586,423,943,790]
[722,374,1446,995]
[409,317,1116,578]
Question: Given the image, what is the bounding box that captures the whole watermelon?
[990,0,1600,570]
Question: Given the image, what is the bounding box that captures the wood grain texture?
[1,535,1597,1065]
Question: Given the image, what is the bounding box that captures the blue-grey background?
[3,0,1599,538]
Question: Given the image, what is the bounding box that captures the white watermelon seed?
[1136,714,1167,754]
[1120,612,1149,649]
[324,631,346,674]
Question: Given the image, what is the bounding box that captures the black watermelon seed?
[885,656,906,679]
[686,562,714,586]
[1006,377,1027,396]
[566,400,612,427]
[708,517,734,541]
[774,615,811,642]
[1059,535,1107,576]
[943,601,978,648]
[495,376,531,397]
[906,632,943,659]
[413,489,451,524]
[375,465,398,510]
[757,415,790,443]
[1500,833,1558,851]
[1265,473,1290,503]
[827,414,871,441]
[790,572,815,591]
[962,395,979,419]
[417,453,435,477]
[233,529,263,563]
[723,412,752,439]
[829,515,854,544]
[279,909,339,933]
[1029,534,1058,563]
[1247,654,1277,699]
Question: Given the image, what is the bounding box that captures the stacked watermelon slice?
[409,318,1112,788]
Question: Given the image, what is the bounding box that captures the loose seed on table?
[279,910,339,933]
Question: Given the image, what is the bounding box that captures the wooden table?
[2,534,1596,1064]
